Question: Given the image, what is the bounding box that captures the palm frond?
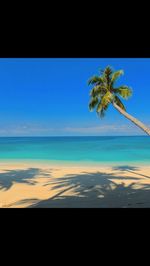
[103,66,113,86]
[96,91,113,118]
[101,91,114,107]
[98,108,106,118]
[113,86,132,99]
[88,76,103,85]
[89,97,99,111]
[90,85,107,97]
[96,101,109,118]
[104,66,113,77]
[111,70,124,85]
[113,96,126,111]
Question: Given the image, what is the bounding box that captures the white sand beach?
[0,161,150,208]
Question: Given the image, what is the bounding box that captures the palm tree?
[88,66,150,136]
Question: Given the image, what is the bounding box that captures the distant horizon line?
[0,135,146,138]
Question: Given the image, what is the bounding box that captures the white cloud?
[0,124,56,136]
[63,124,142,135]
[0,122,147,136]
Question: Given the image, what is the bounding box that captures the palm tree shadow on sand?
[0,168,52,191]
[14,166,150,208]
[113,165,150,179]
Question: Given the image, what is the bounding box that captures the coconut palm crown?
[88,66,150,136]
[88,66,132,117]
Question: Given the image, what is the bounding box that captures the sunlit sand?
[0,161,150,208]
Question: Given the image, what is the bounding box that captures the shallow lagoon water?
[0,136,149,165]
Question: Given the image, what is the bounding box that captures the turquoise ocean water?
[0,136,149,165]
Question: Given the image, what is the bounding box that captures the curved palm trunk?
[112,102,150,136]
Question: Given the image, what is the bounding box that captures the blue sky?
[0,58,149,136]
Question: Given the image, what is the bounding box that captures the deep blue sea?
[0,136,149,165]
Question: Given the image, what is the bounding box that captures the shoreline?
[0,159,150,168]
